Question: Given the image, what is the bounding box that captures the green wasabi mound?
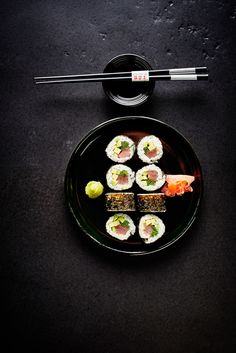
[85,181,104,199]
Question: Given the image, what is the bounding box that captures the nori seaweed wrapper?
[137,193,166,212]
[105,193,135,211]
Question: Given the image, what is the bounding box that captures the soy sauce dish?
[65,116,203,256]
[102,54,155,107]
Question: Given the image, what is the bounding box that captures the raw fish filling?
[118,148,130,159]
[141,170,158,186]
[115,224,129,235]
[112,169,129,186]
[110,215,130,235]
[144,220,159,238]
[114,141,131,159]
[145,148,157,158]
[143,142,159,158]
[117,174,129,184]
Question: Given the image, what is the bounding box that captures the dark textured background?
[1,1,236,352]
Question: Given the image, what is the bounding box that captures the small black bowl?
[102,53,155,106]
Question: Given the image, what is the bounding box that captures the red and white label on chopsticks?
[131,70,149,82]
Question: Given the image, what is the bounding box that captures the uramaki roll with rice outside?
[138,214,165,244]
[136,164,166,191]
[137,135,163,163]
[106,164,135,191]
[106,213,136,240]
[105,135,135,163]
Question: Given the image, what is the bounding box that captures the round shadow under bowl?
[102,54,155,107]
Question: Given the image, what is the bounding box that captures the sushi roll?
[105,193,135,211]
[137,193,166,212]
[106,164,135,191]
[105,135,135,163]
[136,165,166,191]
[106,213,136,240]
[137,135,163,163]
[138,214,165,244]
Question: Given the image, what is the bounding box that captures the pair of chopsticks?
[34,67,208,85]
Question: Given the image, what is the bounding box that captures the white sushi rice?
[106,164,135,191]
[138,214,165,244]
[105,135,135,163]
[136,164,166,191]
[137,135,163,163]
[106,213,136,240]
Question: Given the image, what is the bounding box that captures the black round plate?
[65,116,203,256]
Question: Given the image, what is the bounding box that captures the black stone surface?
[0,1,235,352]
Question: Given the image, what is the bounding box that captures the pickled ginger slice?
[161,175,195,197]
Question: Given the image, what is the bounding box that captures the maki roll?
[137,193,166,212]
[105,193,135,211]
[106,164,135,191]
[105,135,135,163]
[137,135,163,163]
[136,165,166,191]
[138,214,165,244]
[106,213,136,240]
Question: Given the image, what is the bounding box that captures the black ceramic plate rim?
[65,116,203,256]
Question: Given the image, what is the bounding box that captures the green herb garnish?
[146,179,156,186]
[120,141,129,150]
[119,170,128,177]
[151,226,159,237]
[120,220,129,228]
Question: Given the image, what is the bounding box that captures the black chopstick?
[34,73,208,84]
[34,67,207,83]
